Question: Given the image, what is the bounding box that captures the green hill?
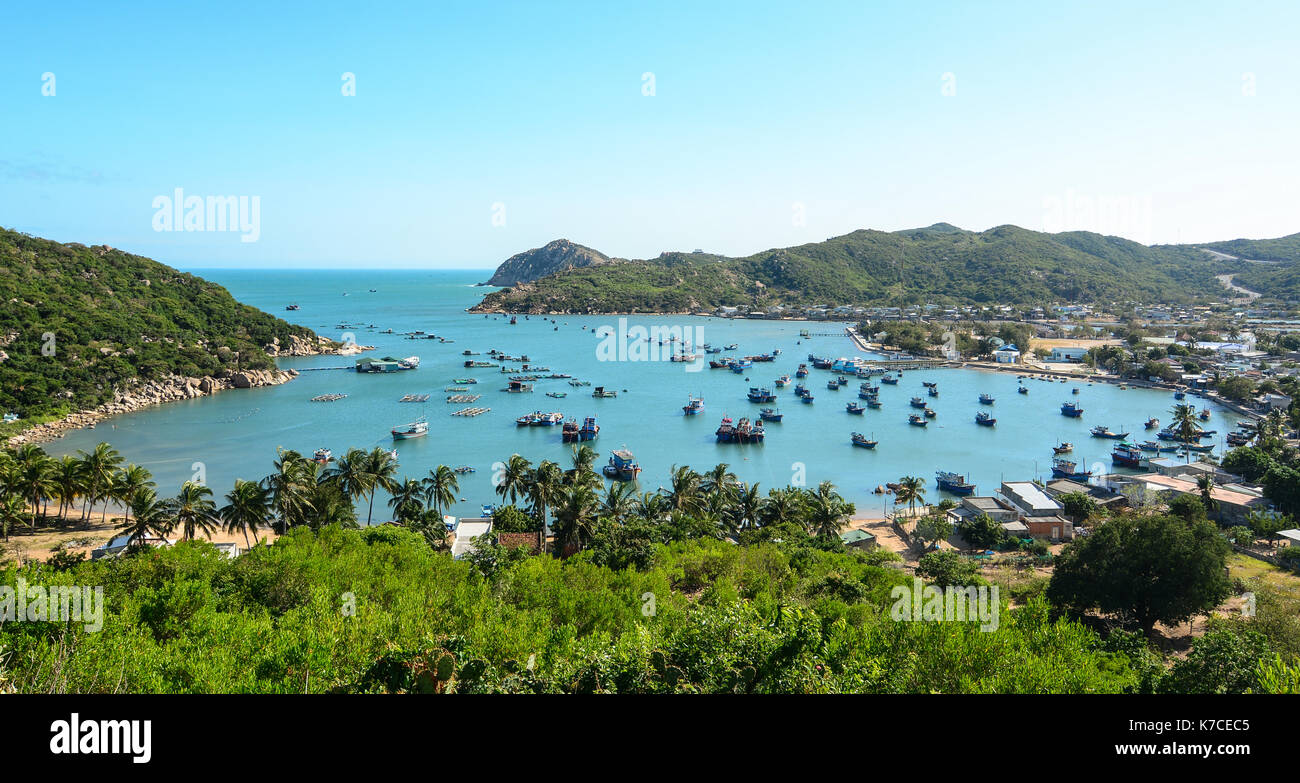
[0,228,325,428]
[472,224,1238,313]
[1198,233,1300,301]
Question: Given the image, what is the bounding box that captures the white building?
[992,344,1021,364]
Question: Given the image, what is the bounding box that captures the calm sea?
[45,269,1244,519]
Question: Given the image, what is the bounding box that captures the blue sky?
[2,0,1298,268]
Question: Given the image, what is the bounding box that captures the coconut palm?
[702,463,738,495]
[1170,403,1201,462]
[326,448,375,505]
[664,465,704,515]
[0,493,23,542]
[113,464,155,527]
[806,481,853,538]
[894,475,926,518]
[528,460,565,532]
[310,481,359,529]
[220,479,272,549]
[732,481,764,532]
[1196,473,1219,515]
[551,484,598,556]
[262,449,315,532]
[599,480,637,523]
[422,465,460,517]
[118,487,169,547]
[388,477,427,524]
[164,481,219,541]
[13,444,55,530]
[634,491,669,522]
[761,487,804,528]
[77,442,123,522]
[496,454,533,505]
[52,455,84,523]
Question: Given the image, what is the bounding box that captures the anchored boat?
[1051,458,1091,480]
[1111,442,1143,468]
[979,393,995,404]
[683,395,705,415]
[975,411,996,426]
[603,449,641,481]
[851,432,878,449]
[936,471,975,495]
[1060,402,1084,417]
[1090,425,1130,439]
[391,416,429,439]
[759,408,783,422]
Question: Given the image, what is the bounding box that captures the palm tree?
[806,481,853,538]
[77,442,123,522]
[0,493,23,542]
[566,444,600,487]
[422,465,459,517]
[664,465,704,515]
[634,491,668,522]
[894,475,926,518]
[1170,403,1201,463]
[599,480,637,523]
[326,448,375,506]
[388,478,427,524]
[220,479,272,549]
[732,482,764,532]
[13,444,55,530]
[361,448,399,524]
[496,454,533,505]
[551,484,598,556]
[52,455,84,523]
[702,463,737,495]
[761,487,803,529]
[262,449,315,532]
[165,481,219,541]
[118,487,169,547]
[1196,473,1219,515]
[528,460,565,534]
[309,482,359,529]
[113,464,155,527]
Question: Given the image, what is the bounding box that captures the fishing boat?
[865,398,882,409]
[1173,390,1186,400]
[1090,425,1129,439]
[759,408,783,422]
[908,414,928,427]
[1111,442,1143,468]
[603,449,642,481]
[561,418,580,442]
[978,393,995,404]
[724,344,738,351]
[881,375,899,385]
[454,466,475,474]
[546,391,567,398]
[827,380,841,390]
[1226,432,1250,447]
[975,411,996,426]
[1018,386,1028,394]
[922,381,937,389]
[311,448,332,464]
[936,471,976,495]
[1072,388,1080,395]
[516,412,539,426]
[910,397,928,409]
[851,432,878,449]
[509,315,517,325]
[733,417,765,443]
[505,380,534,393]
[391,417,429,439]
[794,384,810,398]
[730,359,752,374]
[285,304,300,311]
[860,383,879,394]
[1051,458,1091,480]
[579,416,600,440]
[1060,402,1084,417]
[1139,440,1176,453]
[795,364,809,378]
[775,375,791,387]
[748,387,777,403]
[715,415,735,442]
[708,360,730,370]
[1199,408,1211,421]
[928,387,938,398]
[530,411,563,426]
[1145,417,1160,430]
[1181,442,1215,453]
[924,408,936,418]
[800,394,814,404]
[846,402,866,414]
[1053,442,1073,454]
[592,386,618,398]
[859,389,877,400]
[683,395,705,415]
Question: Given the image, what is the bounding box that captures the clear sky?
[2,0,1298,269]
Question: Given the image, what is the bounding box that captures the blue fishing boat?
[603,449,642,481]
[794,384,810,397]
[715,415,735,442]
[682,395,705,415]
[936,471,975,495]
[846,402,865,414]
[1060,402,1084,417]
[928,387,938,398]
[827,379,841,390]
[1051,458,1091,480]
[978,393,995,404]
[880,375,899,385]
[1111,442,1143,468]
[731,359,752,374]
[775,375,791,387]
[1018,386,1028,394]
[908,414,927,427]
[748,387,777,403]
[851,432,878,449]
[1090,425,1129,439]
[800,394,814,404]
[866,398,882,409]
[579,416,600,441]
[759,408,783,422]
[795,364,809,378]
[910,397,928,409]
[975,411,996,426]
[1173,390,1186,400]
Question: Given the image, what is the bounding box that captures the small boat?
[1139,440,1176,453]
[1090,425,1129,439]
[795,364,809,378]
[775,375,791,387]
[1145,417,1160,430]
[851,432,878,449]
[733,417,765,444]
[546,391,567,398]
[603,449,642,481]
[1053,442,1073,454]
[748,387,777,403]
[1060,402,1084,417]
[978,393,995,404]
[759,408,783,422]
[509,316,518,325]
[1111,442,1143,468]
[1181,442,1215,453]
[592,386,618,398]
[865,398,882,409]
[530,411,564,426]
[579,416,600,441]
[800,394,814,404]
[716,415,735,442]
[975,411,996,426]
[285,304,300,311]
[909,397,928,409]
[881,375,899,385]
[724,344,738,350]
[454,466,476,474]
[683,395,705,415]
[1051,458,1091,480]
[311,448,332,464]
[1173,390,1186,400]
[1018,386,1028,394]
[936,471,975,495]
[846,402,866,414]
[1199,408,1211,421]
[561,419,580,442]
[391,417,429,439]
[1226,432,1250,447]
[928,387,938,398]
[922,381,937,389]
[827,380,841,390]
[924,408,936,418]
[908,414,928,427]
[794,384,810,398]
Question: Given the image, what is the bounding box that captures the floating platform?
[310,394,348,402]
[450,407,491,417]
[399,394,431,403]
[446,394,481,403]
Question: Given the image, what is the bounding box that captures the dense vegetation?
[2,440,1298,694]
[473,224,1238,313]
[0,228,320,428]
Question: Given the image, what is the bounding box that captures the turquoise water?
[46,269,1245,518]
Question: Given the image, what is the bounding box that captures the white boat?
[391,416,429,439]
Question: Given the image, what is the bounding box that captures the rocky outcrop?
[6,368,298,446]
[262,334,371,357]
[481,239,618,287]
